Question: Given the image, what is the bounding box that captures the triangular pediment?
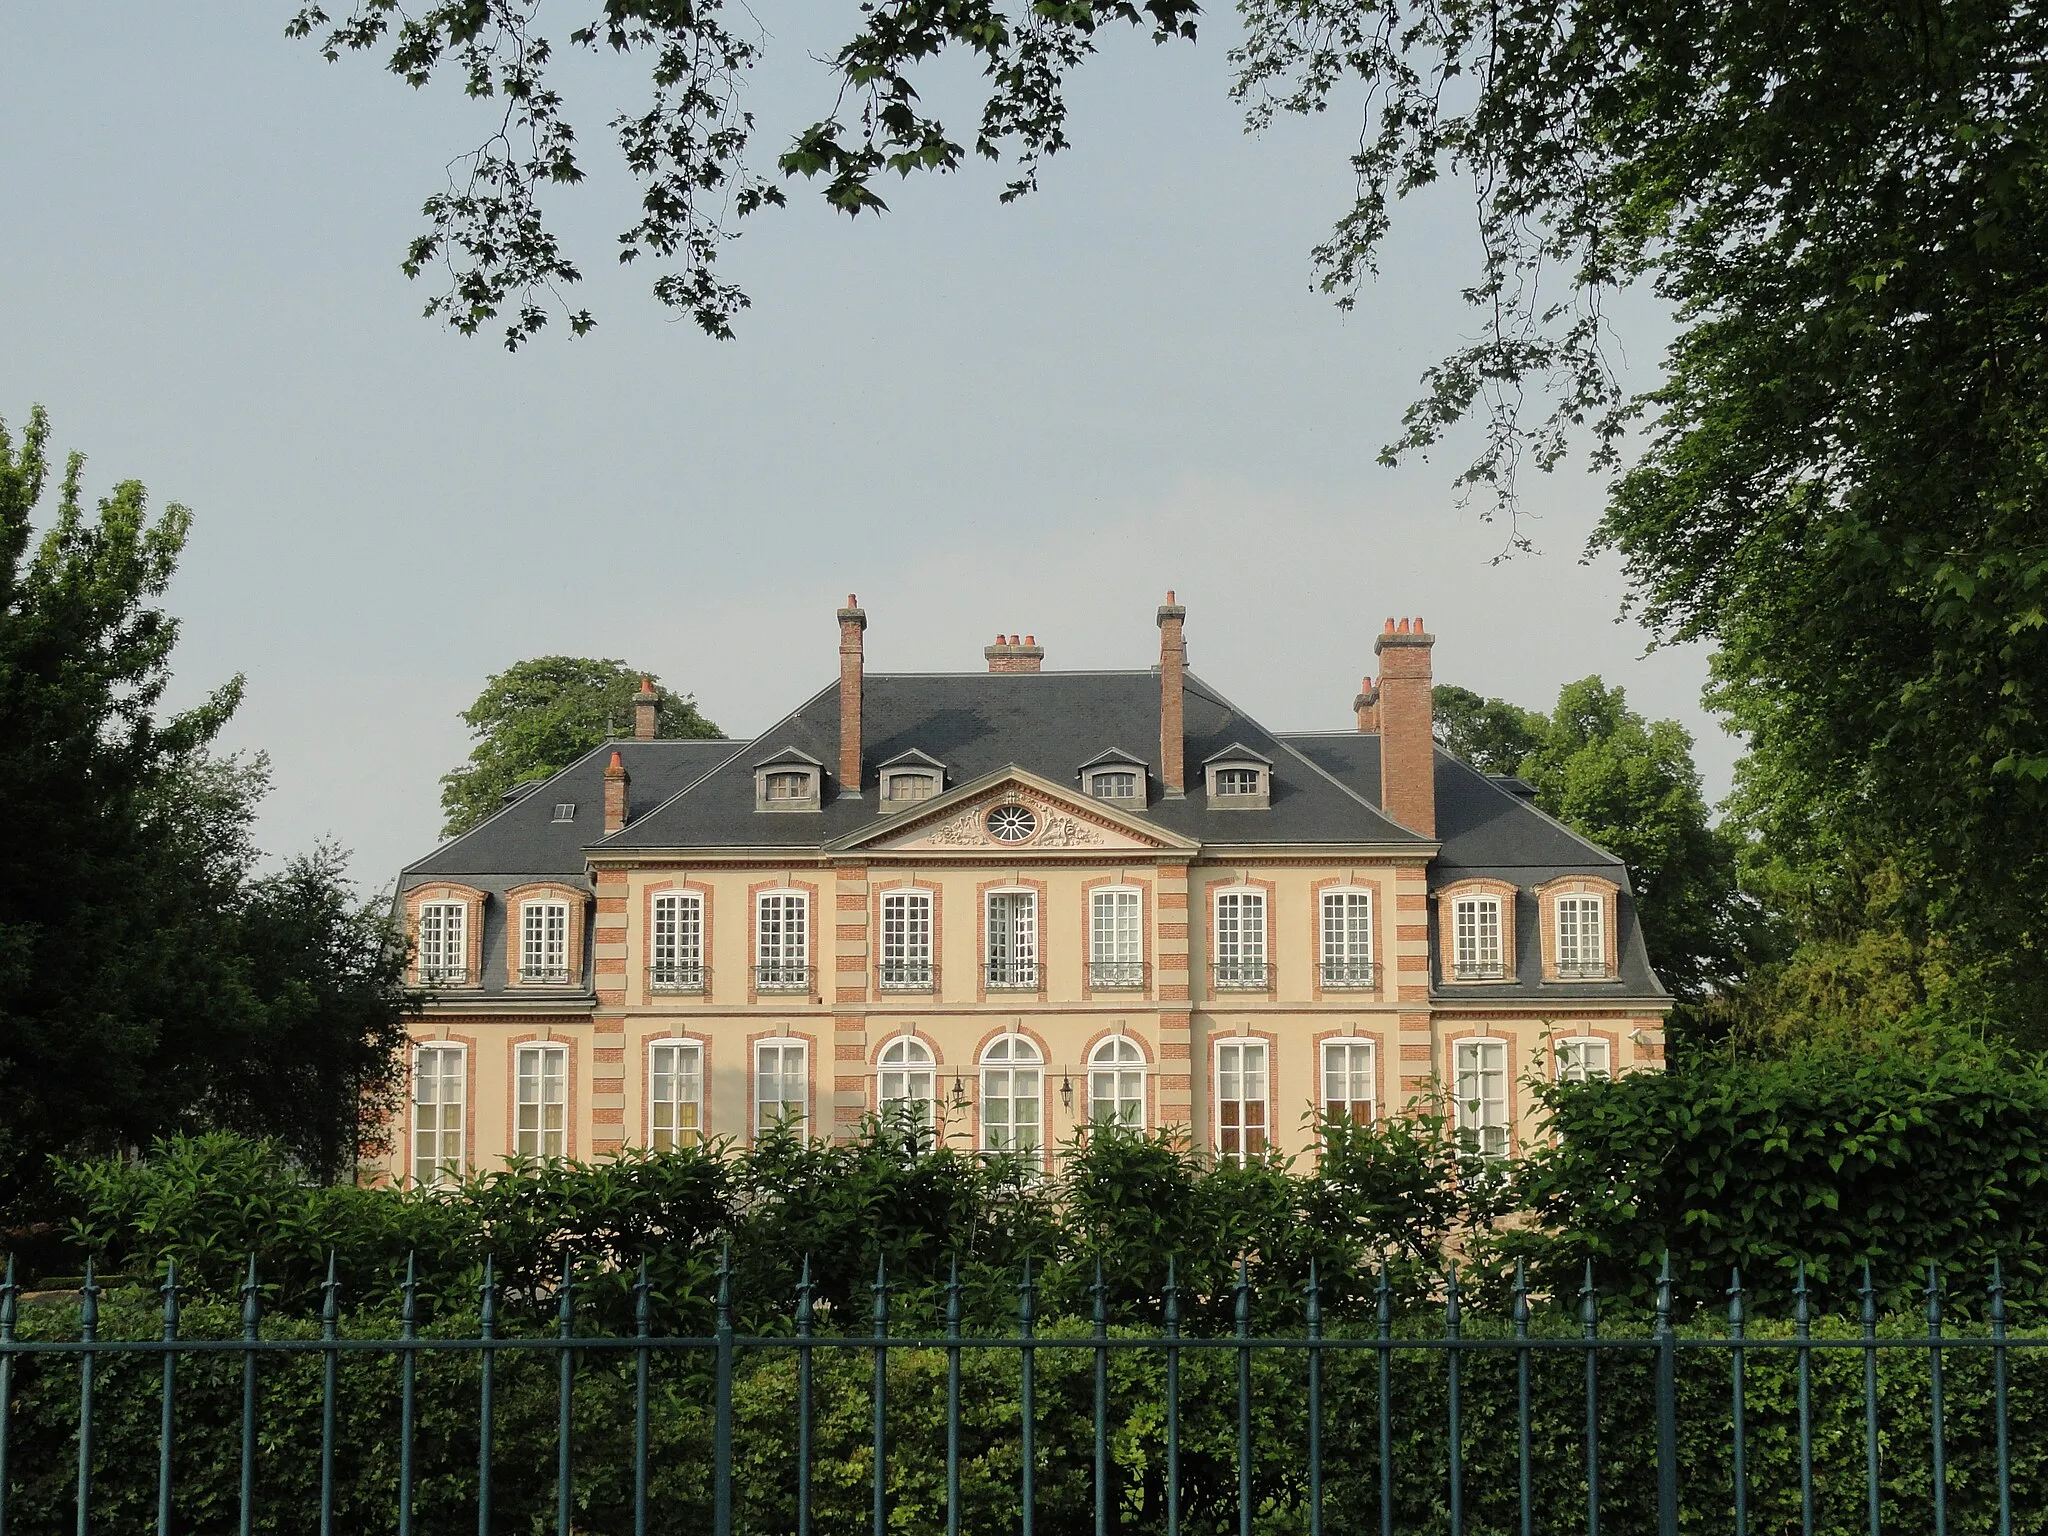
[833,767,1196,854]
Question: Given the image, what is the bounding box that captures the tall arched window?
[1087,1036,1145,1129]
[878,1035,937,1134]
[980,1036,1043,1157]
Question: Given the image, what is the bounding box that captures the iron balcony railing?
[417,966,469,987]
[751,962,812,993]
[648,962,707,994]
[1452,959,1506,981]
[985,961,1039,990]
[519,965,572,986]
[1319,960,1377,989]
[1087,959,1147,990]
[1556,960,1612,980]
[878,961,935,992]
[0,1252,2032,1536]
[1211,960,1270,990]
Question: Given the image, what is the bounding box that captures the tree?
[1433,678,1755,1008]
[0,407,412,1224]
[286,0,2048,1029]
[439,656,722,838]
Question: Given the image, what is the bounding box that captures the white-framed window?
[411,1043,465,1188]
[1086,769,1141,801]
[986,890,1038,989]
[521,899,571,984]
[1556,896,1608,978]
[1452,896,1505,980]
[650,891,705,992]
[882,770,940,802]
[1214,889,1268,989]
[878,1035,938,1135]
[765,771,812,801]
[880,889,934,990]
[754,1038,809,1135]
[1216,1039,1269,1163]
[980,1035,1043,1156]
[754,757,823,811]
[1089,887,1144,989]
[1203,753,1272,806]
[514,1042,568,1159]
[416,901,468,986]
[551,802,577,823]
[1555,1036,1612,1083]
[649,1039,704,1150]
[1320,1039,1376,1125]
[1088,1035,1145,1129]
[1320,890,1375,988]
[1215,767,1261,795]
[756,891,810,991]
[1454,1039,1510,1158]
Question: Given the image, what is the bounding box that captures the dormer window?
[551,803,576,823]
[753,747,824,811]
[877,750,947,813]
[1077,751,1148,807]
[1202,746,1273,808]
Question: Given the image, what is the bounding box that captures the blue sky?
[1,4,1728,888]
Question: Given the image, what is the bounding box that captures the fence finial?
[1579,1258,1597,1335]
[162,1259,181,1338]
[1728,1266,1746,1331]
[718,1241,734,1334]
[1860,1261,1877,1327]
[1925,1261,1944,1325]
[634,1256,652,1337]
[1990,1256,2007,1325]
[480,1255,498,1337]
[1445,1262,1461,1334]
[0,1254,15,1341]
[1654,1252,1674,1336]
[1305,1258,1321,1329]
[1162,1256,1178,1333]
[401,1252,419,1334]
[1512,1259,1529,1332]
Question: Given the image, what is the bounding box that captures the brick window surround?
[1534,875,1622,981]
[405,883,486,988]
[504,882,588,988]
[1435,878,1520,984]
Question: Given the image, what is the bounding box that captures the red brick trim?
[404,883,486,987]
[746,1027,819,1143]
[403,1030,477,1185]
[1310,1025,1386,1126]
[505,881,589,989]
[1533,875,1622,981]
[504,1031,579,1161]
[643,878,715,1005]
[872,877,944,1001]
[1208,1029,1279,1162]
[1079,874,1153,1001]
[747,878,822,1004]
[1206,876,1278,1002]
[1436,878,1520,985]
[1308,876,1384,1002]
[1443,1027,1519,1157]
[641,1030,711,1147]
[1078,1025,1155,1133]
[969,1022,1054,1169]
[976,876,1049,1003]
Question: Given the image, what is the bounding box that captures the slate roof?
[599,672,1424,851]
[396,673,1666,1004]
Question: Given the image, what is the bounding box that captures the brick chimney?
[1374,617,1435,835]
[603,749,630,833]
[838,594,866,795]
[633,676,660,740]
[985,634,1045,673]
[1157,591,1187,797]
[1353,676,1379,732]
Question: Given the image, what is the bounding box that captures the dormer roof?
[878,747,948,770]
[1076,747,1149,773]
[753,745,825,770]
[1201,742,1275,766]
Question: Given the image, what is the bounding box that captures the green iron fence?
[0,1251,2036,1536]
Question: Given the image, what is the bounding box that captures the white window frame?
[514,1042,569,1160]
[1454,1038,1510,1158]
[1555,1036,1612,1083]
[648,1038,705,1149]
[877,1035,938,1135]
[650,891,705,993]
[1087,1035,1146,1130]
[1319,889,1375,989]
[416,901,469,986]
[411,1043,466,1188]
[1089,886,1145,989]
[1213,888,1268,989]
[980,1035,1043,1157]
[880,769,942,804]
[1215,1039,1270,1163]
[1320,1038,1377,1126]
[1084,767,1142,803]
[756,890,811,992]
[880,888,935,990]
[985,888,1039,990]
[1452,896,1505,981]
[1556,895,1608,979]
[520,898,571,985]
[754,1038,809,1136]
[764,771,815,801]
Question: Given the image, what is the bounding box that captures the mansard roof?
[596,671,1423,852]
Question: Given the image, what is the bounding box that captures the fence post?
[1446,1264,1464,1536]
[1093,1259,1109,1536]
[1579,1260,1600,1536]
[399,1254,419,1536]
[632,1258,651,1536]
[1860,1263,1880,1536]
[1990,1260,2011,1536]
[557,1251,577,1536]
[1376,1267,1392,1536]
[716,1243,735,1536]
[1729,1269,1747,1536]
[159,1262,181,1536]
[239,1255,261,1536]
[797,1256,814,1536]
[1163,1259,1179,1536]
[872,1254,888,1536]
[75,1258,99,1536]
[1020,1259,1037,1536]
[0,1255,14,1536]
[946,1256,962,1536]
[1305,1260,1322,1536]
[478,1256,498,1536]
[1513,1261,1531,1536]
[1654,1253,1677,1536]
[1235,1258,1252,1536]
[1927,1265,1947,1536]
[1795,1263,1814,1536]
[319,1256,339,1536]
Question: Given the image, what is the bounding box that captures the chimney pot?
[632,676,660,740]
[985,633,1045,673]
[1024,635,1034,645]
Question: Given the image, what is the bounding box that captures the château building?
[378,595,1669,1187]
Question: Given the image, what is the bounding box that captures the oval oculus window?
[986,804,1038,843]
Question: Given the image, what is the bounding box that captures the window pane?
[1217,1042,1268,1163]
[651,1042,703,1149]
[756,1042,807,1132]
[413,1046,464,1187]
[988,892,1037,987]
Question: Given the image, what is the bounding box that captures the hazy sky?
[2,5,1730,890]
